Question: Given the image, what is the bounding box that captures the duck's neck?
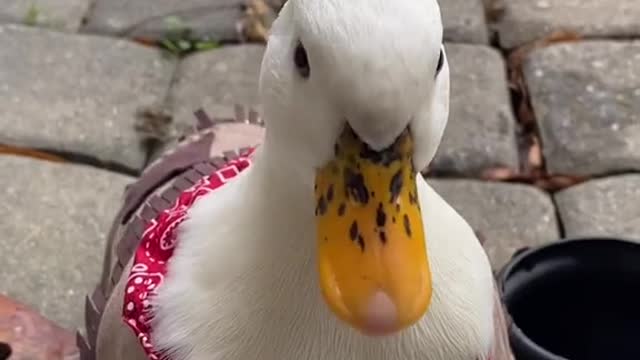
[252,140,313,200]
[254,143,313,196]
[242,136,318,249]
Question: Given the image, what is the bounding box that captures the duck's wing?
[78,106,264,360]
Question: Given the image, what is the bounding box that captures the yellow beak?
[315,126,432,336]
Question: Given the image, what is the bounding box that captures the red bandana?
[122,150,255,359]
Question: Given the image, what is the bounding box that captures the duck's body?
[86,126,510,359]
[150,146,496,360]
[82,0,514,358]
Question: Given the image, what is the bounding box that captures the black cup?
[497,237,640,360]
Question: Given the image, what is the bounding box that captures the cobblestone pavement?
[0,0,638,332]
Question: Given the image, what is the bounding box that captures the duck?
[85,0,513,359]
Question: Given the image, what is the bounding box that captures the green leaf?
[24,4,40,26]
[159,38,181,55]
[177,40,192,51]
[194,41,220,51]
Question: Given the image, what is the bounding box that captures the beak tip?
[359,290,401,336]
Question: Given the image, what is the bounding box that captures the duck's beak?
[314,126,432,336]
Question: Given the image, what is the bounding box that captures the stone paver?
[432,44,519,175]
[429,179,560,270]
[439,0,489,44]
[0,24,176,172]
[555,175,640,241]
[83,0,245,41]
[497,0,640,49]
[0,155,134,329]
[169,44,264,129]
[524,41,640,176]
[0,0,90,32]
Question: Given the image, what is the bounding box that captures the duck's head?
[259,0,450,337]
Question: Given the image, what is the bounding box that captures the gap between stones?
[42,148,141,176]
[487,28,638,238]
[118,0,274,56]
[474,30,589,193]
[550,194,567,239]
[79,0,98,28]
[136,62,182,169]
[0,143,140,176]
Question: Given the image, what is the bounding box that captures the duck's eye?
[435,48,444,77]
[294,42,310,79]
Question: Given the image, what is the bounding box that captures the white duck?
[94,0,512,359]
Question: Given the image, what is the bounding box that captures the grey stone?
[555,175,640,241]
[0,0,90,32]
[83,0,245,41]
[431,44,519,176]
[497,0,640,49]
[0,25,176,172]
[524,41,640,176]
[429,179,560,270]
[169,44,265,129]
[0,155,134,329]
[439,0,489,44]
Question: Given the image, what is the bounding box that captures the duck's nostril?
[0,342,12,360]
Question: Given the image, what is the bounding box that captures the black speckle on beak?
[409,191,418,205]
[338,203,346,217]
[350,221,365,252]
[376,203,387,228]
[357,235,365,252]
[315,195,327,216]
[344,168,369,205]
[403,214,412,238]
[326,184,334,202]
[390,170,403,203]
[349,221,359,241]
[359,144,401,166]
[379,230,387,244]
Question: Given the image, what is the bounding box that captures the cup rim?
[497,236,640,360]
[498,236,640,286]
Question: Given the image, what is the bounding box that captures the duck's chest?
[147,198,495,360]
[174,293,490,360]
[152,247,492,360]
[126,142,495,359]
